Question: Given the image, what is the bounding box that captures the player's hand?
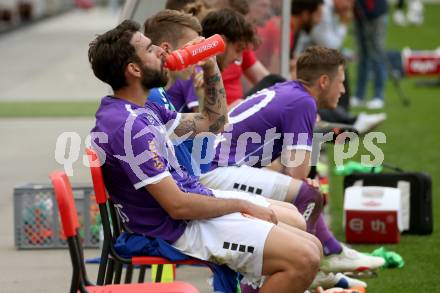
[193,68,204,89]
[192,67,205,101]
[181,36,217,71]
[316,114,321,123]
[243,203,278,225]
[198,56,217,72]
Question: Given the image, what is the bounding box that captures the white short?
[201,165,291,202]
[212,189,270,208]
[172,212,274,283]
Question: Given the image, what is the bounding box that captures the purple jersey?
[91,96,213,243]
[167,77,199,113]
[212,81,317,168]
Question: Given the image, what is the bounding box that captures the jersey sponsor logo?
[146,114,158,125]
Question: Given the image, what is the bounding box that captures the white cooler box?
[344,186,404,244]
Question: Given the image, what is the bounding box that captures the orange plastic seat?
[50,171,199,293]
[85,148,208,285]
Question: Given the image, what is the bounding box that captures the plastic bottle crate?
[14,183,101,249]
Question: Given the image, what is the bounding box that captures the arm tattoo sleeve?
[174,64,228,137]
[201,65,228,129]
[173,114,201,138]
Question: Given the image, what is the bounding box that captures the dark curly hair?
[201,8,258,48]
[88,20,141,91]
[291,0,324,16]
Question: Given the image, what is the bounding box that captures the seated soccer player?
[144,9,308,229]
[202,47,385,275]
[145,7,321,226]
[88,19,321,293]
[203,7,270,108]
[143,9,370,290]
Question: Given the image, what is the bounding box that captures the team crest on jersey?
[145,114,158,125]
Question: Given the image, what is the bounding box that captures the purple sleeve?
[150,102,182,135]
[110,119,171,190]
[183,77,199,110]
[280,97,317,151]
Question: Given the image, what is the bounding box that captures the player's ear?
[319,74,330,89]
[126,62,141,78]
[160,42,173,54]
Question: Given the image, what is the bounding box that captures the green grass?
[0,101,99,117]
[328,4,440,292]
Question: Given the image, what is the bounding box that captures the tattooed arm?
[173,58,228,138]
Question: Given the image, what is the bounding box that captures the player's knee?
[284,203,307,230]
[295,214,307,231]
[310,234,323,256]
[305,245,321,271]
[304,246,321,279]
[289,244,320,281]
[285,202,299,213]
[285,241,320,273]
